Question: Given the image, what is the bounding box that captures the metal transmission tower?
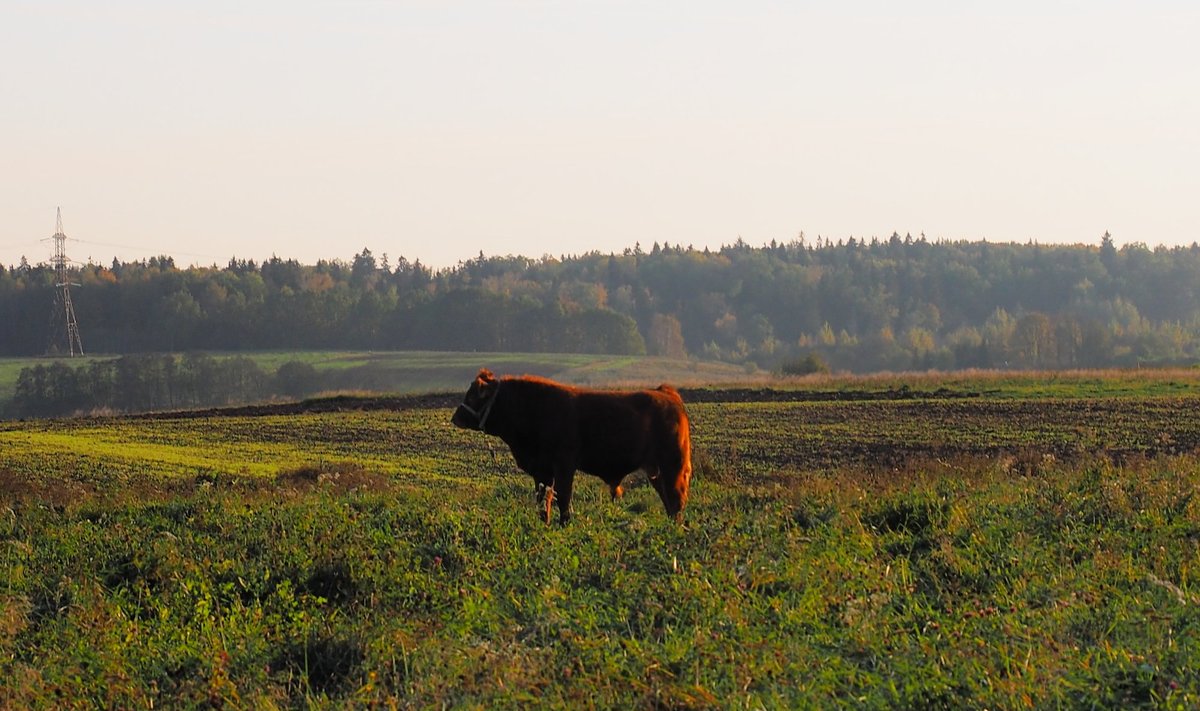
[44,207,85,356]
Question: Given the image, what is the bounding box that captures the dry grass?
[274,462,395,494]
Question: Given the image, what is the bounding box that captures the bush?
[275,361,320,399]
[781,352,830,376]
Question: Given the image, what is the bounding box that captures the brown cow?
[451,369,692,524]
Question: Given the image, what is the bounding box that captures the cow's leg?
[526,464,554,524]
[515,449,552,518]
[533,474,554,525]
[541,482,555,525]
[606,472,629,502]
[553,468,576,525]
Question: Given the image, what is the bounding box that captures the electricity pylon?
[44,207,84,356]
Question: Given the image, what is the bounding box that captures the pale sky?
[2,1,1197,269]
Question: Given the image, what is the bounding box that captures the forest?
[3,232,1200,373]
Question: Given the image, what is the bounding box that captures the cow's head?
[452,368,500,432]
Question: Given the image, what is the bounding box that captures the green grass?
[0,350,760,408]
[6,352,1200,412]
[768,367,1200,400]
[238,349,605,375]
[4,382,1200,707]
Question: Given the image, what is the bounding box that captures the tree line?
[3,232,1200,373]
[8,353,379,418]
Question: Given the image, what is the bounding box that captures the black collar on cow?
[459,381,501,433]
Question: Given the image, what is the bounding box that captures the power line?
[72,237,223,262]
[4,233,219,263]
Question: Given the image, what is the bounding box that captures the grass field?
[5,351,1199,408]
[3,375,1200,707]
[0,351,762,409]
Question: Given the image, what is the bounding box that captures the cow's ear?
[476,368,496,387]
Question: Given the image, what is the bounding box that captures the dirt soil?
[134,386,977,421]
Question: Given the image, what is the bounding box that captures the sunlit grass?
[4,453,1199,707]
